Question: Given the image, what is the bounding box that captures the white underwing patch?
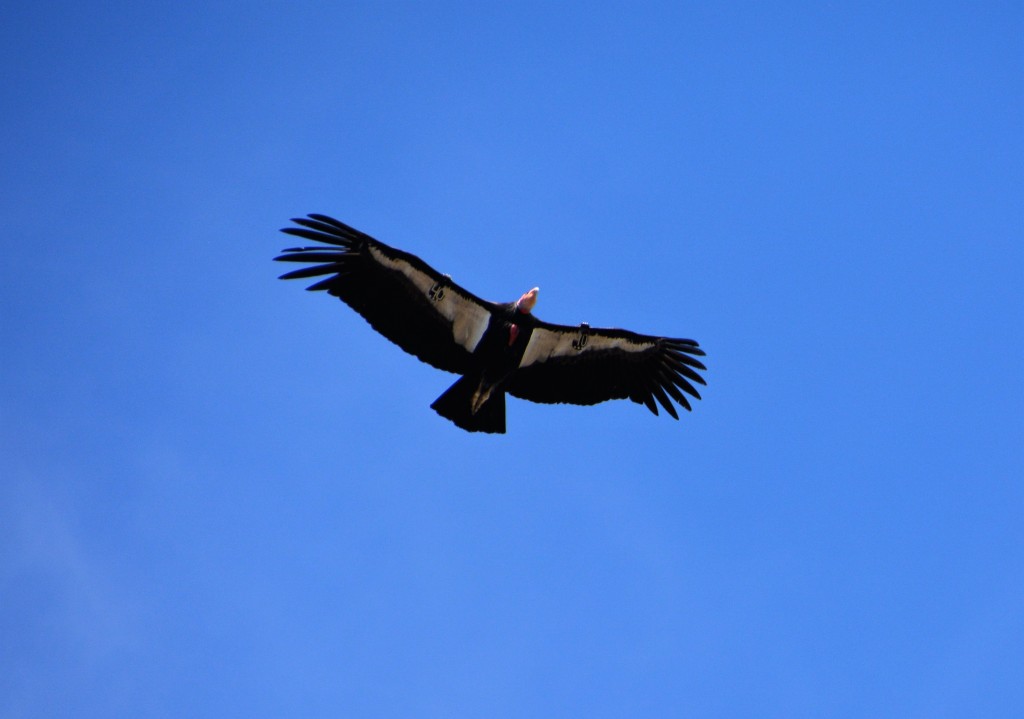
[520,328,651,368]
[369,245,491,353]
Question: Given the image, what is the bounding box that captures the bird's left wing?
[506,321,706,419]
[275,214,497,375]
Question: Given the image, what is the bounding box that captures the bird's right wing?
[507,321,706,419]
[275,214,497,375]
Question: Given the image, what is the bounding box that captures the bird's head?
[516,287,539,314]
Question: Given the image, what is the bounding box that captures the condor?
[275,214,706,434]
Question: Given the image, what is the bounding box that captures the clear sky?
[1,2,1021,717]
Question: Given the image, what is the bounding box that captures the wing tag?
[428,280,446,302]
[572,323,590,351]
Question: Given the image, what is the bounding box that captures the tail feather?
[431,376,506,434]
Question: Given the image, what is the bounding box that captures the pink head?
[516,287,539,314]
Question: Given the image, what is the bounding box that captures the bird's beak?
[517,287,539,313]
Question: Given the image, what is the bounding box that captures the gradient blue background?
[2,2,1021,716]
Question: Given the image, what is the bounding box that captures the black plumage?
[275,214,706,433]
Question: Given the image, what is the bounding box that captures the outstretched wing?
[507,321,706,419]
[275,214,497,375]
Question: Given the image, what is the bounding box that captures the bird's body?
[275,214,706,433]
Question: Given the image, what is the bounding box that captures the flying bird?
[275,214,706,434]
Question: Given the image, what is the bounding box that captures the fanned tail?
[430,376,506,434]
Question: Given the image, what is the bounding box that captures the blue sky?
[1,2,1021,716]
